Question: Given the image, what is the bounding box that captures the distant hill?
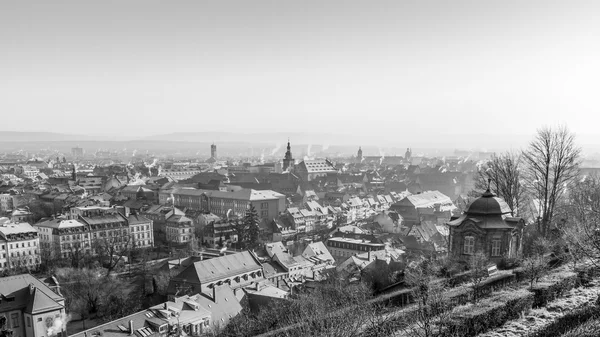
[0,131,101,142]
[140,132,343,145]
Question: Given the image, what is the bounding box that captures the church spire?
[283,138,294,171]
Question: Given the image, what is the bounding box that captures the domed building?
[446,189,525,262]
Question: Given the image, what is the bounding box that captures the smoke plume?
[270,143,283,156]
[47,313,71,337]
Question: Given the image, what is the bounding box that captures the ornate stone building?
[446,189,525,262]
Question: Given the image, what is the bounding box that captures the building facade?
[165,214,194,244]
[165,188,285,222]
[326,237,386,260]
[295,159,337,182]
[446,190,525,262]
[34,218,90,259]
[202,220,238,246]
[0,223,40,272]
[0,194,14,213]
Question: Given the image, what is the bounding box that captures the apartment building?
[325,237,386,261]
[163,188,285,222]
[165,213,194,244]
[0,222,40,272]
[127,214,154,249]
[34,218,91,259]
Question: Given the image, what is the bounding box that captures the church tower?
[357,147,363,163]
[405,148,412,160]
[283,139,294,171]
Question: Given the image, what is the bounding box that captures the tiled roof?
[166,215,192,224]
[0,274,64,314]
[128,214,152,225]
[172,188,284,201]
[173,251,262,285]
[81,214,126,225]
[26,287,63,314]
[298,159,337,173]
[402,191,456,210]
[0,222,38,235]
[35,218,85,229]
[302,241,335,264]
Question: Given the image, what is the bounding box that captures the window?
[27,316,31,327]
[261,210,268,217]
[492,239,501,257]
[463,236,475,255]
[37,318,43,322]
[11,313,19,327]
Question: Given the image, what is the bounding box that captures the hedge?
[472,273,516,299]
[438,288,534,337]
[560,316,600,337]
[530,305,600,337]
[445,270,473,287]
[575,264,600,286]
[531,271,578,308]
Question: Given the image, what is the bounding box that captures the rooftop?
[173,251,263,285]
[327,237,386,247]
[35,218,85,229]
[172,188,284,201]
[464,189,513,216]
[0,222,38,236]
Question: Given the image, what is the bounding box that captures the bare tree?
[522,126,581,237]
[522,255,548,289]
[471,152,527,216]
[467,252,489,302]
[92,234,133,276]
[560,173,600,267]
[402,262,451,337]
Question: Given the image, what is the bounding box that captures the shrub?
[531,271,578,308]
[513,266,527,282]
[560,316,600,337]
[434,256,464,278]
[473,273,516,299]
[439,288,534,337]
[497,257,520,270]
[530,304,600,337]
[445,270,472,287]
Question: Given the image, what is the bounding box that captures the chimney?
[29,284,35,295]
[164,302,168,310]
[213,286,218,304]
[129,320,134,335]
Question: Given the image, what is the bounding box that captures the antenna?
[487,178,491,191]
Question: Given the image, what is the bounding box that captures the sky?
[2,0,600,146]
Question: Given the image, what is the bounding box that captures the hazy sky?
[2,0,600,144]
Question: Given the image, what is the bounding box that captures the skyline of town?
[3,1,600,336]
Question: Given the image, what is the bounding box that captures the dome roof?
[464,190,513,216]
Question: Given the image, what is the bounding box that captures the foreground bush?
[530,304,600,337]
[560,316,600,337]
[531,271,578,307]
[438,288,534,337]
